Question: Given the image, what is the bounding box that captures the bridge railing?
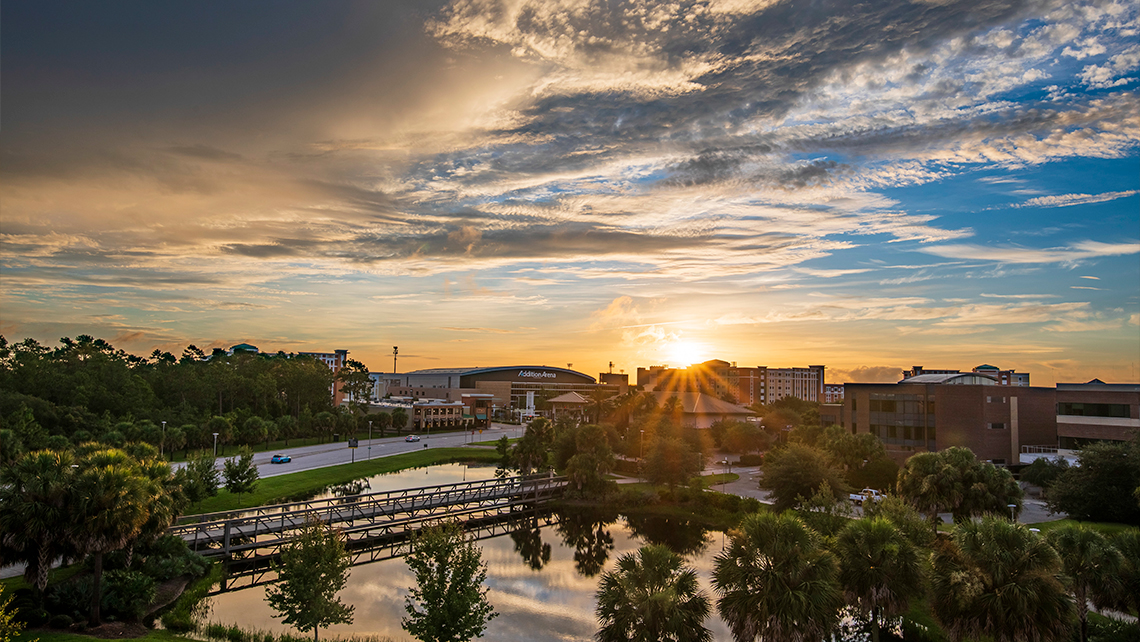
[169,474,568,556]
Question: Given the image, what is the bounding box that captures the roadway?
[175,423,523,478]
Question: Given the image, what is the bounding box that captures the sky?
[2,0,1138,386]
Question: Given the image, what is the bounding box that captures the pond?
[203,507,736,641]
[308,463,501,501]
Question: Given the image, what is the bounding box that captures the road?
[175,423,523,478]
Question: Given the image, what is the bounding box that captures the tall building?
[636,360,826,405]
[1055,379,1140,449]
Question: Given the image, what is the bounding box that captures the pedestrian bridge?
[168,473,568,563]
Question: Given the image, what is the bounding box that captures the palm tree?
[1046,524,1124,642]
[835,518,925,642]
[595,544,712,642]
[931,516,1073,642]
[895,451,958,530]
[1113,529,1140,616]
[71,451,150,625]
[0,450,75,593]
[712,512,842,642]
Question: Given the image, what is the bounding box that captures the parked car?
[405,435,420,442]
[848,488,884,506]
[270,454,292,464]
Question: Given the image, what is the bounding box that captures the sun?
[666,340,706,367]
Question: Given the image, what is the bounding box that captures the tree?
[513,417,554,475]
[182,449,220,504]
[71,450,150,625]
[402,522,497,642]
[712,512,842,642]
[1047,441,1140,524]
[223,447,259,498]
[266,516,354,642]
[1046,524,1124,642]
[0,449,75,593]
[835,518,925,642]
[897,447,1022,527]
[595,544,712,642]
[931,517,1072,642]
[391,409,409,435]
[0,585,27,642]
[642,436,701,487]
[1113,528,1140,616]
[564,424,616,495]
[336,359,374,418]
[757,443,846,511]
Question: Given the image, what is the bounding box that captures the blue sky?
[1,0,1138,384]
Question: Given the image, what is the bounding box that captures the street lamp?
[212,432,219,458]
[639,429,645,459]
[160,421,166,460]
[368,420,373,460]
[1007,503,1018,522]
[722,459,729,493]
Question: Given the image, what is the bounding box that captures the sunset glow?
[1,1,1138,384]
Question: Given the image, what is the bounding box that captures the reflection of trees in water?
[624,514,711,557]
[554,507,619,578]
[330,479,371,499]
[510,518,551,571]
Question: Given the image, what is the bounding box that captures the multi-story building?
[1055,380,1140,449]
[637,360,826,405]
[902,364,1030,386]
[824,384,845,403]
[841,373,1056,465]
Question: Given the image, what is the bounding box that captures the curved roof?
[463,365,595,381]
[901,373,998,385]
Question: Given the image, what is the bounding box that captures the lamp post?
[1008,503,1018,522]
[368,420,373,460]
[722,459,729,493]
[212,432,219,458]
[160,420,166,460]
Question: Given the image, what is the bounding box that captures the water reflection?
[305,463,498,502]
[510,518,552,571]
[205,509,734,641]
[554,507,619,578]
[624,513,711,557]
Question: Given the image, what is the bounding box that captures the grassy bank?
[189,448,501,514]
[13,631,195,642]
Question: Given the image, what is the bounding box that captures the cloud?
[920,240,1140,263]
[829,366,902,384]
[1005,189,1139,209]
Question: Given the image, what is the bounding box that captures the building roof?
[973,364,999,371]
[900,373,998,385]
[1057,380,1140,391]
[652,391,756,416]
[548,392,590,405]
[230,343,259,352]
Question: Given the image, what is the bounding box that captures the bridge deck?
[170,474,567,557]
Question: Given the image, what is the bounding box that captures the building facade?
[637,360,826,405]
[299,349,349,405]
[1055,380,1140,449]
[841,373,1057,465]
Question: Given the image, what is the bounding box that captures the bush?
[49,613,74,629]
[20,607,50,628]
[141,535,210,580]
[102,569,156,621]
[737,453,764,466]
[45,578,94,620]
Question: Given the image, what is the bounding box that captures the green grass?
[13,630,195,642]
[469,437,519,447]
[700,473,740,485]
[0,564,83,592]
[189,448,500,514]
[1020,518,1137,535]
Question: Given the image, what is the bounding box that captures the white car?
[405,434,420,442]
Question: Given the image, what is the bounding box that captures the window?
[1057,402,1131,418]
[987,396,1006,403]
[988,422,1006,430]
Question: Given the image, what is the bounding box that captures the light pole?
[160,420,166,460]
[639,429,645,459]
[1008,503,1018,521]
[212,432,219,458]
[368,420,373,460]
[722,459,728,493]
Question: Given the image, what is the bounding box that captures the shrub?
[160,562,221,633]
[737,453,764,466]
[227,623,246,642]
[49,613,74,629]
[102,569,156,621]
[45,579,94,620]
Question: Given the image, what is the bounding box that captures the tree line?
[0,335,416,461]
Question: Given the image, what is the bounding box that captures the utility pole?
[393,346,398,376]
[609,361,614,374]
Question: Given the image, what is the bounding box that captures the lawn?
[188,448,501,514]
[13,630,195,642]
[469,437,519,447]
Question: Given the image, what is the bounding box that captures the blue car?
[271,454,291,464]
